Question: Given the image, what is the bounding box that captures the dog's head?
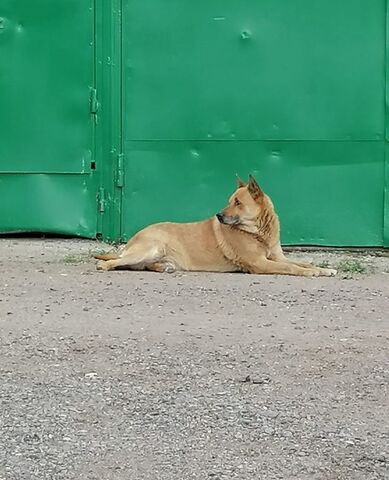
[216,175,274,234]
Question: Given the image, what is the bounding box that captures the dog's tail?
[94,253,120,261]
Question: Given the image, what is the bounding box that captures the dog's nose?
[216,213,224,223]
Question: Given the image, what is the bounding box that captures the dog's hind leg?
[96,241,163,271]
[145,262,176,273]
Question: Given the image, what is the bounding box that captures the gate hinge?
[90,87,99,115]
[97,187,106,213]
[116,153,124,187]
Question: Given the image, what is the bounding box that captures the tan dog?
[95,175,336,277]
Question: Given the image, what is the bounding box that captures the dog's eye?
[234,198,241,206]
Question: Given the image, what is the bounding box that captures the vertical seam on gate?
[119,0,124,241]
[384,0,389,245]
[93,0,98,234]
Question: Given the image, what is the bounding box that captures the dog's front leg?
[247,258,336,277]
[269,244,314,269]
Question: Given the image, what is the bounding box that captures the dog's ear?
[236,175,246,189]
[248,174,264,201]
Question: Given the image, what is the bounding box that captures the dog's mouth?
[216,213,240,226]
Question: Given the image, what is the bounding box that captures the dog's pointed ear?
[236,175,246,189]
[248,174,264,201]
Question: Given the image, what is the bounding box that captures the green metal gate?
[0,0,98,237]
[120,0,389,247]
[1,1,389,246]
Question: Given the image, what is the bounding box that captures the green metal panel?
[121,0,388,246]
[0,175,97,237]
[0,0,97,236]
[384,2,389,246]
[384,145,389,246]
[123,0,385,141]
[122,141,384,246]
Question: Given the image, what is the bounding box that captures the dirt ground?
[0,238,388,480]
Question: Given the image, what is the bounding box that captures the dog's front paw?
[96,260,109,271]
[319,267,337,277]
[302,268,321,277]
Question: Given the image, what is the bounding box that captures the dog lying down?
[95,175,336,277]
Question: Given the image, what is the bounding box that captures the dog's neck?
[223,208,280,248]
[255,206,280,244]
[234,205,280,245]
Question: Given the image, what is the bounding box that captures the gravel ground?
[0,238,388,480]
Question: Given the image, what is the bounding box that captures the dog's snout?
[216,213,224,223]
